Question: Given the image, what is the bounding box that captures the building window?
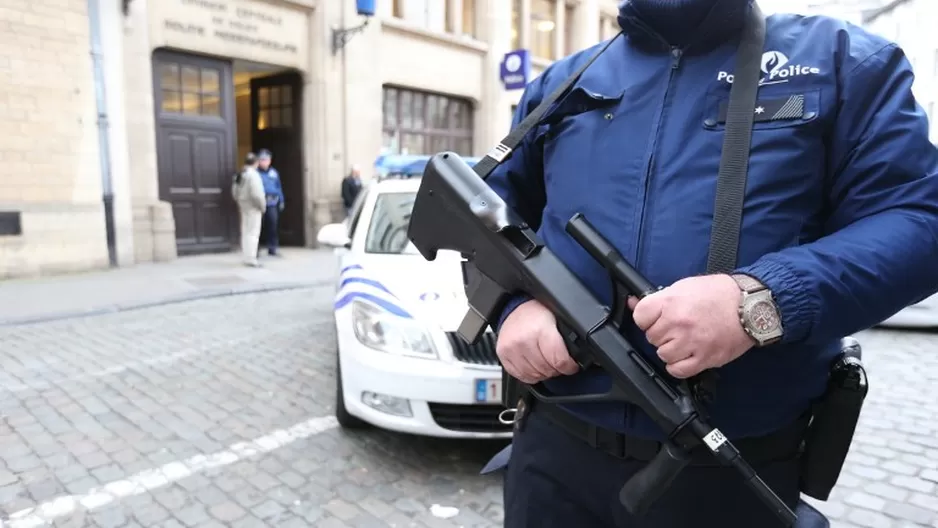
[531,0,557,60]
[564,3,576,56]
[461,0,476,37]
[393,0,447,32]
[511,0,522,50]
[382,86,474,156]
[158,62,221,117]
[600,15,618,42]
[256,85,293,130]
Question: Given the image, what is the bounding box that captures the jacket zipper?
[634,46,683,269]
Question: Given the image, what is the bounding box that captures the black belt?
[534,402,808,466]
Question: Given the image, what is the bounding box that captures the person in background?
[257,148,285,257]
[231,152,265,267]
[341,165,363,215]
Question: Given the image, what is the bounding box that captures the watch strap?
[731,273,766,294]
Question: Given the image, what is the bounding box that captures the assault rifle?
[405,152,798,526]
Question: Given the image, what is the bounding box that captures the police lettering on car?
[481,1,938,527]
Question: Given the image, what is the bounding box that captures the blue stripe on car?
[340,264,363,274]
[334,291,412,319]
[339,277,393,295]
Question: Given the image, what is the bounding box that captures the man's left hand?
[278,202,285,212]
[627,274,756,379]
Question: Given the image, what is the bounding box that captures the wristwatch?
[730,274,784,347]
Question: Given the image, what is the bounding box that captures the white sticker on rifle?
[703,429,728,452]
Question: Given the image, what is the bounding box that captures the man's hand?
[278,201,285,212]
[627,274,755,379]
[496,300,579,385]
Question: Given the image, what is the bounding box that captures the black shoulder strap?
[706,4,767,273]
[473,33,623,180]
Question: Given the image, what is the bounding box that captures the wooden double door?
[153,50,305,255]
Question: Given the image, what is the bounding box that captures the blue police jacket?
[258,167,285,205]
[490,2,938,440]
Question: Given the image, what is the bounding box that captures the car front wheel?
[335,356,369,429]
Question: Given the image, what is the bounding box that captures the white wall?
[760,0,887,21]
[863,0,938,143]
[760,0,936,142]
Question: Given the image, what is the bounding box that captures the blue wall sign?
[500,49,531,91]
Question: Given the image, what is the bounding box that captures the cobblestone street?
[0,287,936,528]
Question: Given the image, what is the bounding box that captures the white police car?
[316,176,511,439]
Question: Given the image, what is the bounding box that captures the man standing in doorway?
[231,152,266,267]
[257,148,285,257]
[341,165,363,216]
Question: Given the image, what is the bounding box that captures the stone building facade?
[0,0,618,278]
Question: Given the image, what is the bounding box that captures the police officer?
[256,148,285,257]
[487,0,938,527]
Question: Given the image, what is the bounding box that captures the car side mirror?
[317,223,351,248]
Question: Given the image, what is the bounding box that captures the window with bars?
[158,62,221,117]
[256,85,294,130]
[382,86,474,156]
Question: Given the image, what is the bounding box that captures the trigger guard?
[527,381,634,404]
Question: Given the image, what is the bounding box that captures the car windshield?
[364,191,420,255]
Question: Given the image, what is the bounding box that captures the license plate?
[474,378,502,404]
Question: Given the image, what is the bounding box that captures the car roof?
[370,178,422,193]
[373,154,483,180]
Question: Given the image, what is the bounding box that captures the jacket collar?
[617,0,753,53]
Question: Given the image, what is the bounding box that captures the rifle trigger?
[562,328,593,370]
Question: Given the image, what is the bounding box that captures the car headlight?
[350,299,438,359]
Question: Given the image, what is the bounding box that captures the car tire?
[335,357,369,429]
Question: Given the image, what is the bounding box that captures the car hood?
[344,252,472,332]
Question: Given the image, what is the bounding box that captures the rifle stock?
[406,152,796,526]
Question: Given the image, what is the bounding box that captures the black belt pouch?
[799,338,869,501]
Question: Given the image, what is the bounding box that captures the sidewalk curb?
[0,280,332,328]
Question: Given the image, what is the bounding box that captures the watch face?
[748,300,780,333]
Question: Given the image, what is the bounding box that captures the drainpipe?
[86,0,118,267]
